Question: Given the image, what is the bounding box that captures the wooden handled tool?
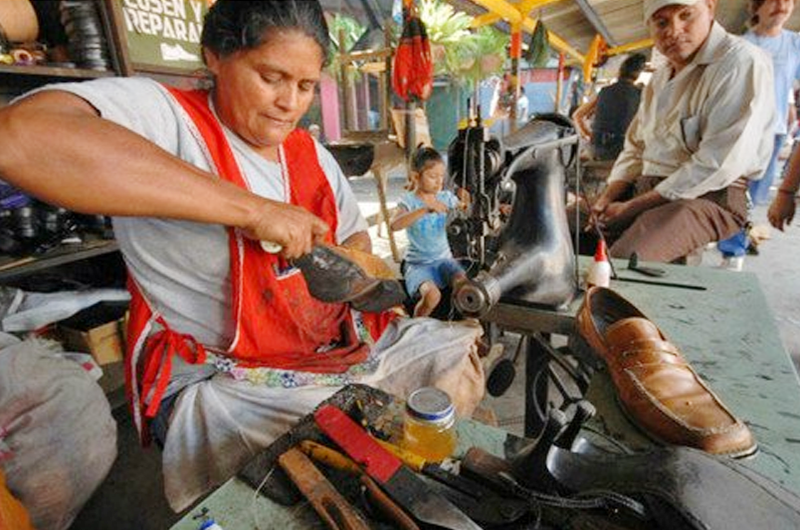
[277,447,370,530]
[299,441,420,530]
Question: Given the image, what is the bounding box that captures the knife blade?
[314,404,483,530]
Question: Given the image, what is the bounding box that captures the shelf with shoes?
[0,63,115,83]
[0,0,122,95]
[0,1,126,283]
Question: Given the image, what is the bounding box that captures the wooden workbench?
[171,259,800,528]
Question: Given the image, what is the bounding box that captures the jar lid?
[406,387,454,421]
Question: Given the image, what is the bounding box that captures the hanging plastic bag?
[527,20,550,68]
[392,3,433,102]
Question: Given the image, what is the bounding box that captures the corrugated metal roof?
[444,0,800,56]
[321,0,800,57]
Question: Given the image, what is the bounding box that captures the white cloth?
[609,22,776,200]
[163,317,484,511]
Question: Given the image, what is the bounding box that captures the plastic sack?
[392,9,433,102]
[0,339,117,530]
[0,469,33,530]
[1,287,129,332]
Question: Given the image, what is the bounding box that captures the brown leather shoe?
[576,287,756,457]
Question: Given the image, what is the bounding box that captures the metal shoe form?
[454,119,577,316]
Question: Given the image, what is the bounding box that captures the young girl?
[390,147,469,317]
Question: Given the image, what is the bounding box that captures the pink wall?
[320,73,341,142]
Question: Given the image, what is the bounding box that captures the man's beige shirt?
[609,22,775,200]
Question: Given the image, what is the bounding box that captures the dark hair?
[201,0,331,64]
[411,146,444,174]
[745,0,793,27]
[619,53,647,81]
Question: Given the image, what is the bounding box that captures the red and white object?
[586,240,612,288]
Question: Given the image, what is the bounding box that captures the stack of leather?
[577,286,757,458]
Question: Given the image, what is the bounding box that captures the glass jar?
[401,387,458,462]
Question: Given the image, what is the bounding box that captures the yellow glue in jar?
[401,387,458,462]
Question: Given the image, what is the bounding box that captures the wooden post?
[556,52,565,113]
[510,25,522,133]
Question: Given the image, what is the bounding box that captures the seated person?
[586,0,774,263]
[573,53,647,161]
[0,0,485,512]
[390,147,469,317]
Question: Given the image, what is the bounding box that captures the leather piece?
[294,245,407,313]
[547,446,800,530]
[576,287,756,457]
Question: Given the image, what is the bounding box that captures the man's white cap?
[644,0,701,20]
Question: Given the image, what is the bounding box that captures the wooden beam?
[469,0,563,27]
[469,0,524,23]
[465,0,585,62]
[607,38,654,55]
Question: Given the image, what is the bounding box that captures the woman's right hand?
[243,200,329,259]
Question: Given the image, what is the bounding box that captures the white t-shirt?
[32,77,368,349]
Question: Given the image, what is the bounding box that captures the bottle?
[586,239,611,288]
[401,387,458,462]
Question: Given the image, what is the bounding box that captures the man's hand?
[242,200,329,259]
[597,201,638,228]
[768,193,796,231]
[592,187,666,231]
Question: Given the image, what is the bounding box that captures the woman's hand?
[768,193,796,231]
[242,200,329,259]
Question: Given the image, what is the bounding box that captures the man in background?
[589,0,775,262]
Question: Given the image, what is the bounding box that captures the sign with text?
[118,0,211,72]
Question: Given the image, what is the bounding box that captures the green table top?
[173,259,800,528]
[488,258,800,494]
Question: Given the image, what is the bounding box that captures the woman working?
[0,0,484,513]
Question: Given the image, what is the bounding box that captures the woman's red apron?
[125,87,393,442]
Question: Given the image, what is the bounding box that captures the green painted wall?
[426,81,469,152]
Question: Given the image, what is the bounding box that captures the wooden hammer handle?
[278,448,370,530]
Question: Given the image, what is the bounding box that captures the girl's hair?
[201,0,331,65]
[747,0,794,26]
[411,146,444,174]
[748,0,767,26]
[407,145,444,190]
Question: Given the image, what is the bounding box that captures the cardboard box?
[59,302,128,365]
